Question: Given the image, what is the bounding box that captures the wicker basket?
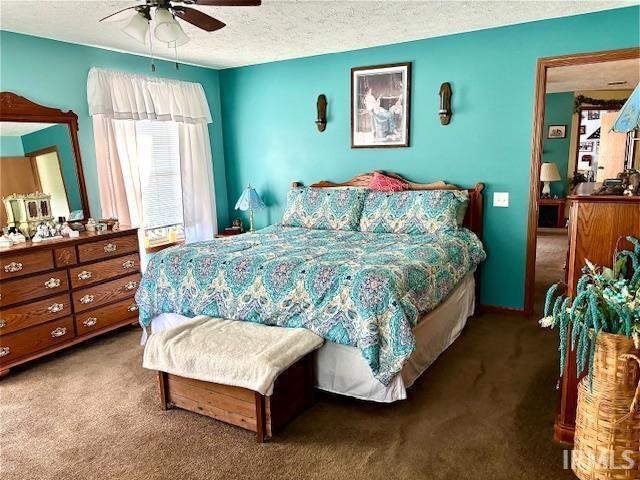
[573,331,640,480]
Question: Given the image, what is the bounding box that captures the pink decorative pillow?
[369,172,408,192]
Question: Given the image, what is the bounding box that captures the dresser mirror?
[0,92,90,232]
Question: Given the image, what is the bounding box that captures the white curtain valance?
[87,67,212,124]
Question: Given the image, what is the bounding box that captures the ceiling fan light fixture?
[167,27,190,48]
[154,8,184,43]
[122,12,150,44]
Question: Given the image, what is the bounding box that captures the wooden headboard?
[292,171,484,240]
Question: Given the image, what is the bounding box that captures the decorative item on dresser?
[0,227,140,377]
[553,194,640,444]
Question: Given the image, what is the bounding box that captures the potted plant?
[541,236,639,480]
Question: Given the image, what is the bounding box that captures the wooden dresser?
[554,195,640,444]
[0,227,140,376]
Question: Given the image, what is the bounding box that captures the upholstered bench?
[143,316,324,443]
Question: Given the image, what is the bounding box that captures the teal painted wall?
[0,136,24,156]
[22,124,82,212]
[542,93,574,197]
[219,7,640,309]
[0,31,229,227]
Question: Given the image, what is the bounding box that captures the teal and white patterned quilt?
[136,226,485,385]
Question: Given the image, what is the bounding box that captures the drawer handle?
[78,270,92,281]
[83,317,98,327]
[122,260,135,269]
[50,327,67,338]
[3,262,23,273]
[0,319,5,329]
[80,294,94,305]
[124,281,137,291]
[104,243,117,253]
[128,303,138,312]
[44,278,62,289]
[0,346,10,358]
[47,303,64,313]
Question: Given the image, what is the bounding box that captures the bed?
[137,171,486,402]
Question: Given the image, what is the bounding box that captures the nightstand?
[215,228,243,238]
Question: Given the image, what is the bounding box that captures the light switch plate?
[493,192,509,208]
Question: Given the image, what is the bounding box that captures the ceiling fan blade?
[192,0,261,6]
[173,7,226,32]
[99,5,139,23]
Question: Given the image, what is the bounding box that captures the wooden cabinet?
[0,228,140,376]
[554,196,640,444]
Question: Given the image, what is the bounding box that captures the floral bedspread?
[136,226,486,385]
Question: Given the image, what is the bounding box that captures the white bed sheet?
[143,271,475,403]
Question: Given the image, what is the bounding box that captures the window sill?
[145,240,184,254]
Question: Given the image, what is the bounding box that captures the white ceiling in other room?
[546,58,640,93]
[0,122,55,136]
[0,1,636,69]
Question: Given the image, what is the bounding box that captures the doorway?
[524,48,640,316]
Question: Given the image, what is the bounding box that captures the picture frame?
[587,110,600,120]
[579,142,594,152]
[547,125,566,139]
[351,62,411,148]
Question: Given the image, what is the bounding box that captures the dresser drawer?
[69,253,140,289]
[1,271,69,307]
[72,273,141,313]
[75,298,139,336]
[0,249,54,280]
[77,234,138,263]
[0,293,72,335]
[0,316,74,365]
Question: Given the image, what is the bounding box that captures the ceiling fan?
[100,0,261,48]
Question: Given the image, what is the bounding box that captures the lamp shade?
[235,186,265,212]
[154,8,185,43]
[540,162,561,182]
[122,12,149,44]
[612,83,640,133]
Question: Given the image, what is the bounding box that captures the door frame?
[523,47,640,316]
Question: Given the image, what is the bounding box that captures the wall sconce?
[438,82,452,125]
[316,94,327,132]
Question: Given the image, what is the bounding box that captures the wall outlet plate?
[493,192,509,208]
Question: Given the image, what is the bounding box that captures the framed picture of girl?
[351,62,411,148]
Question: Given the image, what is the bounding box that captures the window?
[135,121,185,250]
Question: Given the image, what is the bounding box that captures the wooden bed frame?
[292,170,484,241]
[292,171,485,304]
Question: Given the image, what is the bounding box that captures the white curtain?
[88,67,216,248]
[178,123,216,243]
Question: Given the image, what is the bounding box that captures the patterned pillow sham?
[281,187,366,231]
[359,189,469,234]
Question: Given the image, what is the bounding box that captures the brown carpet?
[1,234,572,480]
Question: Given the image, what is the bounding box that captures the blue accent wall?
[21,124,83,212]
[219,7,640,309]
[542,93,574,197]
[0,31,228,227]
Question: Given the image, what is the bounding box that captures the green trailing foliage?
[540,236,640,385]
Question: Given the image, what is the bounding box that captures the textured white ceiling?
[546,58,640,93]
[0,1,636,69]
[0,122,56,136]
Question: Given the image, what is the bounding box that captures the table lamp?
[234,185,265,232]
[540,162,561,198]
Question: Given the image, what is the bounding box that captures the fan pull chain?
[148,27,156,72]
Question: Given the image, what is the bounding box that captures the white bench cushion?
[143,316,323,395]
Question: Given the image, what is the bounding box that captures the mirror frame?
[0,91,90,222]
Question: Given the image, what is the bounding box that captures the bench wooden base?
[157,354,315,443]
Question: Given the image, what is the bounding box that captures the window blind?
[135,121,184,230]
